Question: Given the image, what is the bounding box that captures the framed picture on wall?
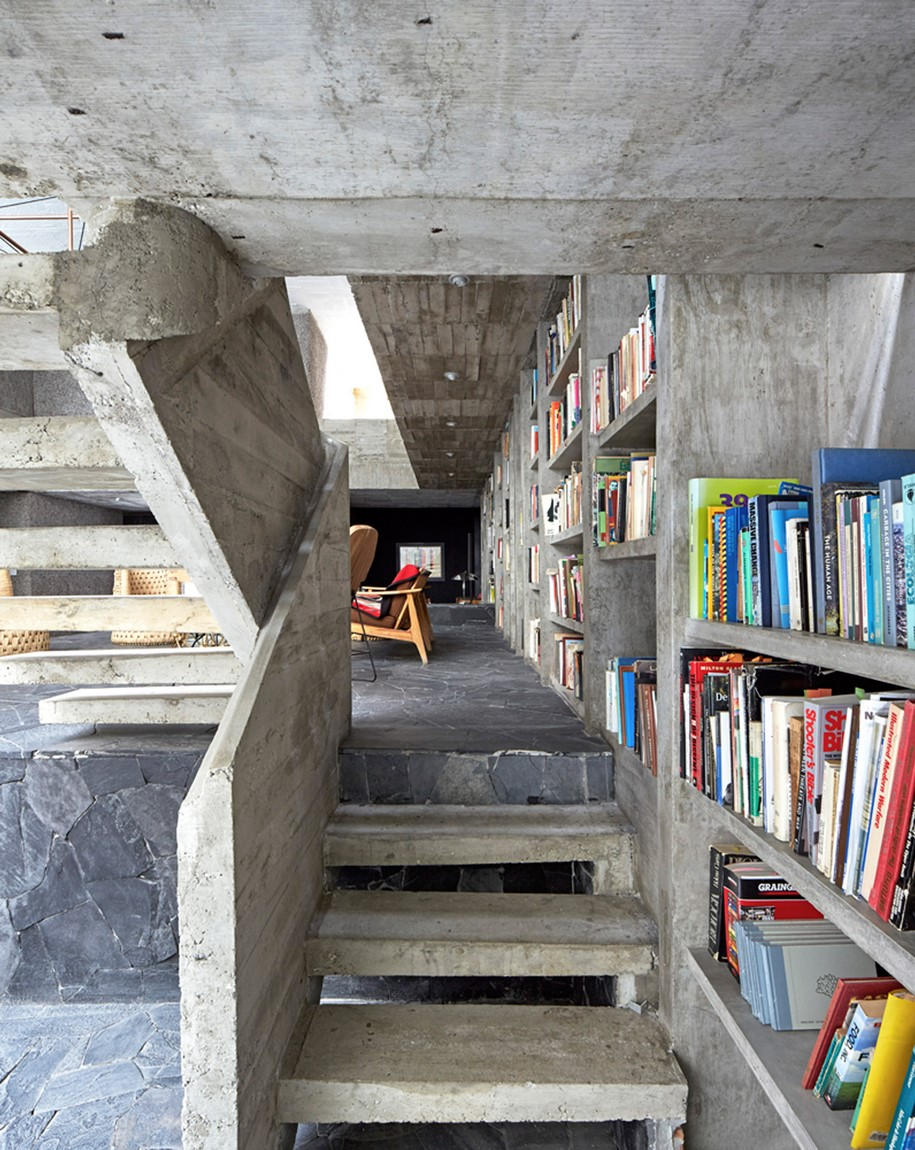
[397,543,444,581]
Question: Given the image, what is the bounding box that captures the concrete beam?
[0,417,132,491]
[0,525,176,569]
[0,594,218,632]
[0,647,239,686]
[38,684,232,725]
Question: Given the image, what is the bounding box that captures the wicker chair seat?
[0,569,50,656]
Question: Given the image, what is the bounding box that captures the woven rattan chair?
[111,567,185,646]
[0,569,50,656]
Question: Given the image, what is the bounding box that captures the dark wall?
[351,505,481,603]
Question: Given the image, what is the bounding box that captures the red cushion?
[389,564,420,587]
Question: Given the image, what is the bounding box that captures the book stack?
[803,980,915,1147]
[593,453,656,546]
[547,373,582,457]
[544,275,582,381]
[555,632,584,699]
[529,482,539,527]
[529,368,538,411]
[684,652,915,931]
[527,544,540,585]
[688,450,915,644]
[605,656,657,772]
[590,302,656,434]
[547,554,584,622]
[529,424,539,462]
[542,467,582,536]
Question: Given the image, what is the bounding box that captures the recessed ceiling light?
[443,370,460,382]
[448,472,455,477]
[445,451,455,457]
[445,420,457,427]
[448,274,469,287]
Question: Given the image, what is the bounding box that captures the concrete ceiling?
[349,276,550,488]
[2,3,914,278]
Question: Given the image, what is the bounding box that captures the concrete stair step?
[38,684,232,725]
[307,890,656,978]
[0,647,239,685]
[325,801,634,868]
[0,595,219,633]
[278,1003,687,1124]
[0,417,133,491]
[0,525,176,569]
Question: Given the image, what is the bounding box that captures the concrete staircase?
[0,415,237,723]
[279,798,687,1131]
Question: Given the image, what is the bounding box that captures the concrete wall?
[178,441,350,1150]
[293,309,328,420]
[323,418,417,489]
[656,273,915,1148]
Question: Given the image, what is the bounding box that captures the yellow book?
[852,990,915,1148]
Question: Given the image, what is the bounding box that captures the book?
[708,843,759,961]
[803,694,859,870]
[722,861,822,977]
[860,701,909,903]
[904,475,915,650]
[887,1046,915,1150]
[811,450,915,636]
[768,501,809,629]
[802,975,904,1090]
[766,933,876,1030]
[823,998,888,1110]
[688,478,798,621]
[852,991,915,1147]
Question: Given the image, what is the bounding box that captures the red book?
[800,974,902,1089]
[869,700,915,919]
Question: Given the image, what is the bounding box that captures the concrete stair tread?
[0,647,239,686]
[0,595,219,632]
[278,1004,687,1123]
[0,525,176,568]
[307,890,655,977]
[325,802,634,866]
[0,417,133,492]
[38,684,232,726]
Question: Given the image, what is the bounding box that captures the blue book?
[749,494,794,628]
[724,503,748,622]
[887,1046,915,1150]
[769,503,808,629]
[867,499,883,644]
[812,449,915,636]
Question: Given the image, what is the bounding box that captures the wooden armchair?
[350,567,434,665]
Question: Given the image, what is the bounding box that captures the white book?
[770,697,805,843]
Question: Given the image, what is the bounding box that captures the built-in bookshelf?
[484,270,915,1146]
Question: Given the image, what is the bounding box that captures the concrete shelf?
[678,777,915,988]
[686,947,853,1150]
[547,523,584,547]
[547,422,583,471]
[549,613,584,634]
[529,453,539,470]
[684,618,915,690]
[596,536,657,560]
[594,381,657,451]
[547,329,582,397]
[551,676,585,719]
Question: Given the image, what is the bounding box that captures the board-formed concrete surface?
[0,524,176,569]
[279,1004,687,1124]
[307,890,656,978]
[0,594,219,634]
[0,417,133,491]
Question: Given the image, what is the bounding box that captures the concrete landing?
[38,685,232,725]
[307,890,656,977]
[278,1004,687,1124]
[325,802,633,867]
[0,647,240,685]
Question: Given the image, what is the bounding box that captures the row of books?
[555,632,583,699]
[709,850,915,1144]
[547,554,584,622]
[604,655,657,774]
[544,275,582,382]
[529,368,538,411]
[685,651,915,930]
[590,301,657,435]
[527,543,540,585]
[547,374,582,457]
[530,424,539,462]
[688,449,915,646]
[543,463,583,536]
[593,453,657,547]
[527,617,541,664]
[529,482,540,528]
